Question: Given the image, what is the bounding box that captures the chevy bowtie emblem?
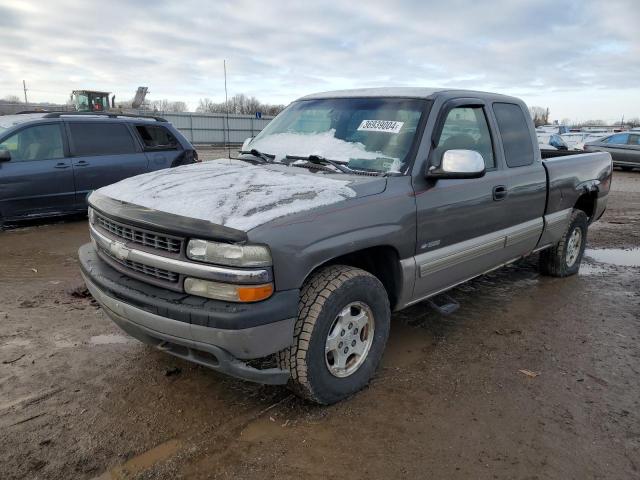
[110,241,130,261]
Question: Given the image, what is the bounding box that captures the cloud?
[0,0,638,120]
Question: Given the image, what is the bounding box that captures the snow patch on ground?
[96,160,357,231]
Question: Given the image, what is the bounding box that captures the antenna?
[23,80,29,104]
[224,59,231,159]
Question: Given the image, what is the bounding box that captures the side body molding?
[396,217,547,310]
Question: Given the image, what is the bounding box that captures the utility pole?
[224,59,230,158]
[22,80,28,104]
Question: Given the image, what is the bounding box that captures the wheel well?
[574,192,597,220]
[309,246,402,310]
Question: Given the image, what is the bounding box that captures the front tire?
[278,265,390,404]
[539,209,588,277]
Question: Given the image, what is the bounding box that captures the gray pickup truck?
[79,88,612,404]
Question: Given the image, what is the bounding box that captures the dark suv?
[0,112,198,226]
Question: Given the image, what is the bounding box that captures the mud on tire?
[539,209,588,277]
[277,265,390,405]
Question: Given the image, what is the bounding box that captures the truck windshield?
[249,97,428,174]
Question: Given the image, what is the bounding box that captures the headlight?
[184,277,273,302]
[187,239,271,267]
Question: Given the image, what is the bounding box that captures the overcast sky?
[1,0,638,122]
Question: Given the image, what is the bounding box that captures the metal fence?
[0,104,274,145]
[162,113,274,145]
[0,102,73,115]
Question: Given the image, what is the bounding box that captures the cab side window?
[435,107,495,169]
[629,134,640,146]
[493,103,534,168]
[0,124,64,162]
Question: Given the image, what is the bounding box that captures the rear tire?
[539,209,588,277]
[278,265,390,405]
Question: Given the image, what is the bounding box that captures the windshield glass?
[248,98,428,173]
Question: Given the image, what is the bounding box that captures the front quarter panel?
[248,176,417,291]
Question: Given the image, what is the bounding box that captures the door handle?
[75,160,89,167]
[492,185,508,201]
[54,162,70,169]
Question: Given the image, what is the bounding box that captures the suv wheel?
[539,209,588,277]
[278,265,390,404]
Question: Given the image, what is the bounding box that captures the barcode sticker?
[357,120,404,134]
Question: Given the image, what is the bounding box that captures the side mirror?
[0,149,11,162]
[241,137,254,151]
[426,149,485,179]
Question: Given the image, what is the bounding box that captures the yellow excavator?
[70,87,148,112]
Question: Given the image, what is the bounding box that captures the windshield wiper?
[239,149,275,163]
[285,154,353,174]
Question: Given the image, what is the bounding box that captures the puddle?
[93,439,182,479]
[89,334,133,345]
[240,416,286,442]
[579,263,608,276]
[584,248,640,267]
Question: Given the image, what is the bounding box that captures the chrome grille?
[94,212,182,254]
[98,245,179,283]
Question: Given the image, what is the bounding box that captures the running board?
[427,294,460,315]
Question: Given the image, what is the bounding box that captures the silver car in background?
[584,132,640,171]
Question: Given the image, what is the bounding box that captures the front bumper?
[79,243,297,384]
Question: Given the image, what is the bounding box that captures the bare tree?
[170,101,187,113]
[149,99,189,113]
[575,119,607,127]
[196,98,216,113]
[528,106,550,127]
[0,95,22,103]
[196,94,285,116]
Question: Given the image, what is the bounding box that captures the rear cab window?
[68,122,137,156]
[135,125,179,150]
[492,103,534,167]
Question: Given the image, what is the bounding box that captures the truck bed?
[540,148,588,159]
[542,150,612,221]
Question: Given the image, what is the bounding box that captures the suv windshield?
[248,97,428,174]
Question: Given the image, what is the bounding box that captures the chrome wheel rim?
[566,227,582,267]
[325,302,375,378]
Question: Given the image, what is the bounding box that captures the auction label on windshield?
[357,120,404,134]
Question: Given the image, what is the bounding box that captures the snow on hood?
[95,159,357,231]
[250,129,401,171]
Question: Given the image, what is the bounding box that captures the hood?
[94,159,386,232]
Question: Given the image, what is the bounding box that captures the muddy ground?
[0,168,638,480]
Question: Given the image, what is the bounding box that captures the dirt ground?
[1,168,638,480]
